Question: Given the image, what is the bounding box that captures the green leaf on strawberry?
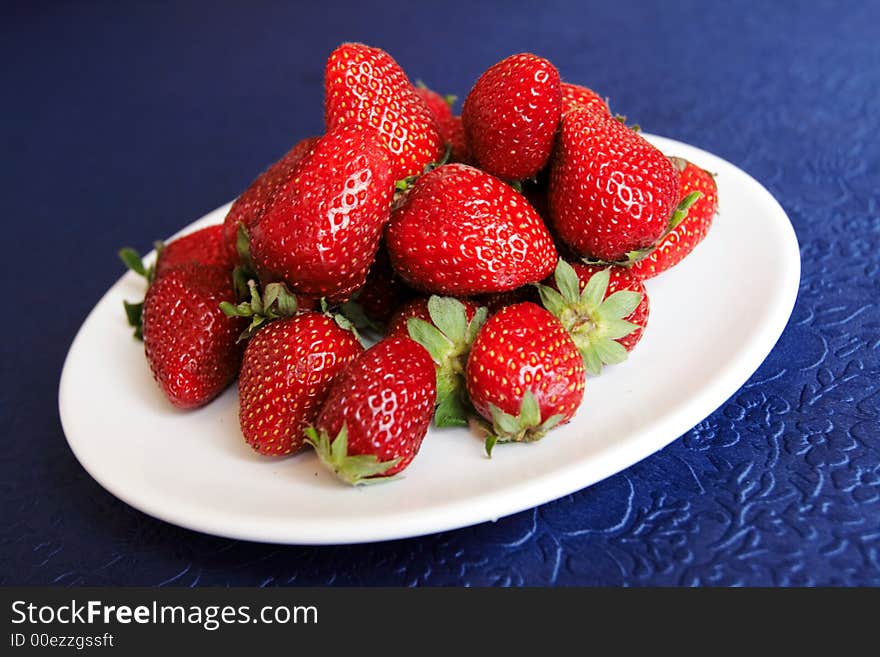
[305,425,401,486]
[220,279,300,341]
[537,260,644,376]
[483,391,566,457]
[406,296,487,428]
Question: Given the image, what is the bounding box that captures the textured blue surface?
[1,0,878,586]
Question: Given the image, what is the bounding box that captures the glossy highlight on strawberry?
[250,125,394,299]
[463,53,562,180]
[386,163,558,295]
[325,43,443,180]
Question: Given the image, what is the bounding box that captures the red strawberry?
[462,53,562,179]
[549,106,680,263]
[466,302,585,453]
[414,86,471,163]
[560,82,610,115]
[386,296,480,339]
[249,125,394,299]
[119,225,239,338]
[306,336,436,484]
[238,311,363,456]
[141,265,246,409]
[630,157,718,279]
[222,137,319,259]
[385,163,557,295]
[538,260,647,375]
[324,43,443,181]
[155,225,237,279]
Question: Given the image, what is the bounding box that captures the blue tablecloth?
[2,0,878,586]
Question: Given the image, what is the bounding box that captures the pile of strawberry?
[119,44,718,485]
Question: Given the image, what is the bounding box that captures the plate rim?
[58,134,801,545]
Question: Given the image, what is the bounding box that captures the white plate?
[59,135,800,545]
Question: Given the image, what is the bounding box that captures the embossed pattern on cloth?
[1,1,877,585]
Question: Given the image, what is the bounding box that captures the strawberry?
[324,43,443,181]
[141,264,246,409]
[238,309,363,456]
[403,296,488,427]
[221,137,319,259]
[119,225,238,339]
[630,157,718,280]
[548,106,681,263]
[560,82,610,115]
[386,296,480,339]
[466,302,585,453]
[414,86,471,163]
[306,336,436,484]
[538,260,647,375]
[385,163,557,295]
[155,225,237,279]
[462,53,562,180]
[249,125,394,299]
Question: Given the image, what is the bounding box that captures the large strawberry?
[549,106,680,263]
[561,82,610,115]
[221,137,319,260]
[466,302,585,454]
[324,43,443,181]
[238,308,363,456]
[385,163,557,295]
[630,157,718,279]
[462,53,561,180]
[538,260,647,375]
[414,85,471,163]
[141,264,246,409]
[249,125,394,300]
[306,336,436,484]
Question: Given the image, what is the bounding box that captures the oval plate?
[59,135,800,544]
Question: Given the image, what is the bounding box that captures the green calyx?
[118,242,163,340]
[482,391,565,457]
[406,296,488,428]
[220,279,300,341]
[304,425,400,486]
[222,224,363,342]
[537,260,642,376]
